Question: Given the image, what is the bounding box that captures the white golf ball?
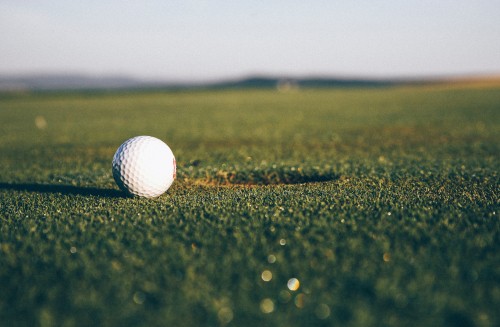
[112,136,176,198]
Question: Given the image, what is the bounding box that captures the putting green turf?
[0,86,499,326]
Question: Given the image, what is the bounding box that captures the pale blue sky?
[1,0,499,81]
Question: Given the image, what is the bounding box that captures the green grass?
[0,86,499,327]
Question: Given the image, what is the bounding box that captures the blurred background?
[1,0,499,90]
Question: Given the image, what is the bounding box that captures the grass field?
[0,85,499,327]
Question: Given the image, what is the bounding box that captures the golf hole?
[187,168,339,186]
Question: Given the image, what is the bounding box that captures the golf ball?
[112,136,176,198]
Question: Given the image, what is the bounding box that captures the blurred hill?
[0,73,498,91]
[0,74,151,91]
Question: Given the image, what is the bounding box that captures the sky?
[1,0,499,81]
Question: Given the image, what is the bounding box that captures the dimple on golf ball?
[112,136,176,198]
